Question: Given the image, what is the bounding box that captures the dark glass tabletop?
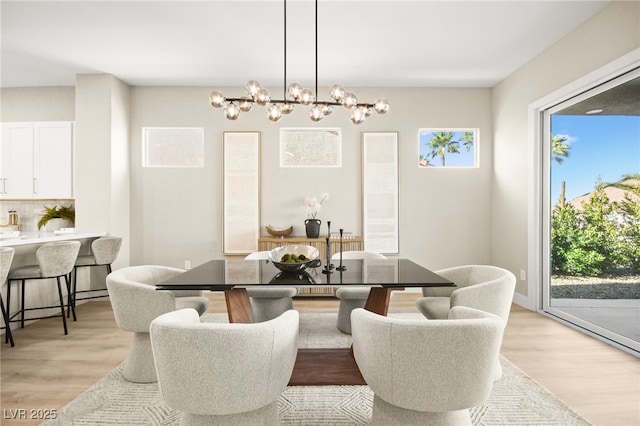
[156,259,454,291]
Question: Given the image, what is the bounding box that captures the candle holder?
[336,228,346,271]
[323,221,333,274]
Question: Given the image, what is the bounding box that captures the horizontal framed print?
[280,127,342,167]
[418,128,478,168]
[223,132,260,255]
[362,132,399,254]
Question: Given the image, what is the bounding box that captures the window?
[542,68,640,353]
[418,128,478,168]
[142,127,204,167]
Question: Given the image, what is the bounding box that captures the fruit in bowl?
[268,245,320,272]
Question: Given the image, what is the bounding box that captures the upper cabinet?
[1,122,74,199]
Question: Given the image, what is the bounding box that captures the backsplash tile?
[1,200,75,232]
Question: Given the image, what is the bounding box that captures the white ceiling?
[1,0,609,89]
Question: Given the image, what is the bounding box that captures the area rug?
[42,313,590,425]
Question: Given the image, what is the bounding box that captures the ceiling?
[555,75,640,116]
[1,0,610,89]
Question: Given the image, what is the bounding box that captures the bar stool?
[7,241,80,336]
[1,247,15,346]
[70,236,122,315]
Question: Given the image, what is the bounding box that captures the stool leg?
[72,267,78,309]
[20,280,25,329]
[5,280,11,344]
[56,277,68,335]
[65,273,76,321]
[1,297,14,347]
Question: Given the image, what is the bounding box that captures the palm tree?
[608,173,640,195]
[552,135,571,164]
[461,131,474,152]
[425,132,457,166]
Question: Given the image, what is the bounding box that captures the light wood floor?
[1,293,638,426]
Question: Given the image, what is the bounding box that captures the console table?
[258,236,364,296]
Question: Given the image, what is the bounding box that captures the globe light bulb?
[281,102,294,114]
[255,89,270,106]
[350,106,366,124]
[209,91,226,108]
[374,98,390,114]
[246,80,262,98]
[288,83,303,101]
[330,84,345,102]
[342,92,358,109]
[299,88,315,105]
[267,104,283,122]
[309,105,324,122]
[224,102,241,120]
[239,97,253,112]
[364,105,373,117]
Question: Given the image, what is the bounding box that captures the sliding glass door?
[542,68,640,353]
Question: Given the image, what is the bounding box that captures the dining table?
[157,258,455,385]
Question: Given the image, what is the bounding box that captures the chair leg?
[56,277,68,335]
[5,280,11,344]
[65,273,76,321]
[20,280,25,329]
[1,296,14,347]
[71,266,78,311]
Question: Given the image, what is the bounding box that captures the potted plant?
[38,204,75,231]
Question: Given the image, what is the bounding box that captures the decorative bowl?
[269,271,316,285]
[268,245,320,272]
[265,225,293,237]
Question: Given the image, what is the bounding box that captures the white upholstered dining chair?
[415,264,516,379]
[331,251,387,334]
[106,265,210,383]
[351,306,504,425]
[150,308,299,425]
[244,251,298,322]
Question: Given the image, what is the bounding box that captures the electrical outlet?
[520,270,526,281]
[185,260,191,270]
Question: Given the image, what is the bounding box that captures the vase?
[43,218,72,232]
[305,219,321,238]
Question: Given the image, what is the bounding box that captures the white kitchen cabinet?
[0,122,73,199]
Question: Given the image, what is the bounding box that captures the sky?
[550,115,640,204]
[418,130,476,167]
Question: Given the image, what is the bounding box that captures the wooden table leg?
[224,288,252,323]
[364,287,403,315]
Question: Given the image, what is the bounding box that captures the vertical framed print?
[362,132,399,254]
[223,132,260,254]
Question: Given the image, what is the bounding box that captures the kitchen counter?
[0,230,105,247]
[1,230,109,331]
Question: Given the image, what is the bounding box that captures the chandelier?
[208,0,389,124]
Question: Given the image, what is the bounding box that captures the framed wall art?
[279,127,342,167]
[362,132,399,254]
[223,131,260,254]
[418,128,478,168]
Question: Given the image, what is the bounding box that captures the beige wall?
[1,86,75,122]
[492,1,640,304]
[3,1,637,305]
[129,86,494,270]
